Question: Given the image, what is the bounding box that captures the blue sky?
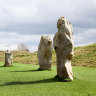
[0,0,96,52]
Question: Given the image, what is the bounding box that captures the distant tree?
[18,43,29,52]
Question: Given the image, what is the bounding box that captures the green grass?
[0,62,96,96]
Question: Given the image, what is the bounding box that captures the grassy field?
[0,62,96,96]
[0,43,96,67]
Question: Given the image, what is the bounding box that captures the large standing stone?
[37,36,52,70]
[53,17,74,81]
[4,50,13,67]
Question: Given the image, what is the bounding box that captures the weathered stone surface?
[4,50,13,67]
[37,36,52,69]
[53,17,74,81]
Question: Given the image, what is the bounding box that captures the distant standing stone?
[53,17,74,81]
[37,36,52,70]
[4,50,13,67]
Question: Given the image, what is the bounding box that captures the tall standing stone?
[53,17,74,81]
[37,36,52,70]
[4,50,13,67]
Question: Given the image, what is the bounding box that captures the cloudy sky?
[0,0,96,52]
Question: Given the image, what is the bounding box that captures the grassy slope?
[0,43,96,67]
[72,43,96,67]
[0,51,38,65]
[0,62,96,96]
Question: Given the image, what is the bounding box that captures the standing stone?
[37,36,52,70]
[53,17,74,81]
[4,50,13,67]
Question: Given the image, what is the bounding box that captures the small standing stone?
[4,50,13,67]
[53,17,74,81]
[37,36,52,70]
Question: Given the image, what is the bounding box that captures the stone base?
[39,64,51,70]
[3,64,12,67]
[55,75,72,82]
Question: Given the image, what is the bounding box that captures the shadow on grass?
[0,65,14,67]
[0,78,64,86]
[10,70,39,72]
[11,69,52,72]
[0,66,3,67]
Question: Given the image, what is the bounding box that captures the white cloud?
[0,0,96,51]
[0,29,96,52]
[0,0,96,30]
[74,28,96,46]
[0,31,54,52]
